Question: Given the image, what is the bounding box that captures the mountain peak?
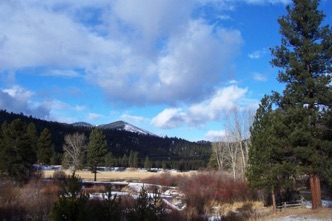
[71,120,155,136]
[70,122,94,127]
[97,121,154,136]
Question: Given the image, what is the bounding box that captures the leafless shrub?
[143,172,181,186]
[0,178,59,221]
[83,184,107,194]
[178,171,251,217]
[53,170,67,180]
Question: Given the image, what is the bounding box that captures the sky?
[0,0,331,142]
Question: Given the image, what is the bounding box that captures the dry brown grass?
[43,169,195,182]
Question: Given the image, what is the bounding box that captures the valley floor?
[42,167,332,221]
[42,167,195,181]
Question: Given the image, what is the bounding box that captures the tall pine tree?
[37,128,53,165]
[270,0,332,209]
[0,119,36,183]
[87,128,107,181]
[247,96,295,212]
[26,122,38,163]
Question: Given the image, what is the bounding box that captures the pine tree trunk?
[310,173,322,209]
[94,172,97,181]
[309,174,316,209]
[272,189,277,213]
[314,174,322,208]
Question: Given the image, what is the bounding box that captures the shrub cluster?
[0,171,256,220]
[144,171,253,219]
[0,178,58,220]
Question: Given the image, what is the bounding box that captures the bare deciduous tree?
[62,133,87,174]
[211,142,225,171]
[222,133,238,180]
[223,106,254,179]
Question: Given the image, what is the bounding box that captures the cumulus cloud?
[0,84,90,123]
[87,19,243,105]
[0,86,50,119]
[151,84,251,129]
[0,1,243,106]
[121,114,147,124]
[0,0,281,127]
[204,130,226,141]
[151,108,185,129]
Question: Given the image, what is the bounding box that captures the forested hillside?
[0,110,211,171]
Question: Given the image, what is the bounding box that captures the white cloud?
[204,130,226,141]
[111,0,192,50]
[0,86,88,123]
[0,0,279,127]
[253,72,268,81]
[121,114,147,124]
[0,86,50,119]
[87,19,243,105]
[44,69,82,78]
[243,0,290,4]
[0,1,243,106]
[151,108,185,129]
[151,84,252,129]
[3,86,34,101]
[248,48,268,59]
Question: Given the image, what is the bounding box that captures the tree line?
[0,110,211,182]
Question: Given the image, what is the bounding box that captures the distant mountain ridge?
[0,109,212,170]
[71,122,94,127]
[71,120,155,136]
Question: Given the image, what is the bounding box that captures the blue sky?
[0,0,331,141]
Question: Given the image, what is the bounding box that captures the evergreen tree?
[144,156,152,169]
[269,0,332,209]
[37,128,53,164]
[50,174,89,221]
[161,161,167,170]
[247,96,295,212]
[26,122,38,163]
[105,152,114,168]
[128,150,139,168]
[128,186,165,221]
[0,119,36,183]
[122,154,128,167]
[87,128,107,181]
[85,187,122,221]
[0,122,7,178]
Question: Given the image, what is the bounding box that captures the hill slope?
[0,109,211,170]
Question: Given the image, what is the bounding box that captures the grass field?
[42,169,194,182]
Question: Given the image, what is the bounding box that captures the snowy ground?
[272,215,332,221]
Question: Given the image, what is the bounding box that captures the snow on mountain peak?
[72,120,155,136]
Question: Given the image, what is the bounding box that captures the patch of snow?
[303,200,332,209]
[272,215,330,221]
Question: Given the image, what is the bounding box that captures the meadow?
[42,169,196,181]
